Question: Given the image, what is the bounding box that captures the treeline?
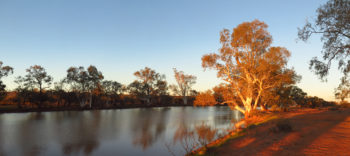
[0,62,198,110]
[194,84,337,110]
[0,62,336,112]
[0,19,341,114]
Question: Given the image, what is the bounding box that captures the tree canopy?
[129,67,167,105]
[66,65,104,107]
[202,20,296,116]
[0,61,13,100]
[298,0,350,81]
[170,68,196,105]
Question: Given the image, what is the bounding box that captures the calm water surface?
[0,106,243,156]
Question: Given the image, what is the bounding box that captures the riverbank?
[194,107,350,155]
[0,103,198,113]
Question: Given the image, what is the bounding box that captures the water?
[0,106,243,156]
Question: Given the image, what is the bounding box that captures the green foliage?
[298,0,350,100]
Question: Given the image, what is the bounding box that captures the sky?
[0,0,341,101]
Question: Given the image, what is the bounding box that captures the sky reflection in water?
[0,106,243,156]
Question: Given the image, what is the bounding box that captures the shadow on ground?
[210,109,350,156]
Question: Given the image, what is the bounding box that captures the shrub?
[270,119,292,133]
[339,101,350,108]
[328,107,339,111]
[270,105,281,111]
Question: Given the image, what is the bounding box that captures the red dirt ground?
[210,108,350,156]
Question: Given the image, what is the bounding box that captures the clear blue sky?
[0,0,340,100]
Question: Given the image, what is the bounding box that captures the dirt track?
[211,108,350,156]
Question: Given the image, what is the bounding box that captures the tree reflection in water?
[131,108,169,149]
[170,122,218,155]
[54,111,101,156]
[16,113,46,156]
[168,107,244,155]
[0,114,4,156]
[0,106,240,155]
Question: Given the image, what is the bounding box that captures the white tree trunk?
[183,96,188,105]
[89,94,92,108]
[243,97,252,116]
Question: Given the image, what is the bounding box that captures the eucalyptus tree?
[0,61,13,100]
[52,79,67,107]
[170,68,196,105]
[335,77,350,101]
[102,80,124,106]
[202,20,296,117]
[66,65,104,108]
[24,65,53,93]
[14,76,30,108]
[23,65,52,108]
[298,0,350,98]
[129,67,167,105]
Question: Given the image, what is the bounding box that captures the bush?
[339,101,350,108]
[328,107,339,111]
[270,119,292,133]
[270,105,281,111]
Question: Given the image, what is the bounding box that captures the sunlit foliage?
[129,67,168,105]
[202,20,296,117]
[194,90,216,106]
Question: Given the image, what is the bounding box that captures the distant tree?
[335,77,350,101]
[102,80,124,106]
[289,86,307,102]
[170,68,196,105]
[202,20,295,117]
[0,61,13,80]
[66,66,88,107]
[128,81,147,103]
[24,65,53,94]
[194,90,216,106]
[298,0,350,82]
[23,65,52,108]
[0,61,13,100]
[87,66,104,107]
[66,65,104,108]
[53,79,66,107]
[130,67,167,105]
[53,80,77,108]
[87,66,104,93]
[102,80,123,96]
[14,76,31,108]
[303,96,334,108]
